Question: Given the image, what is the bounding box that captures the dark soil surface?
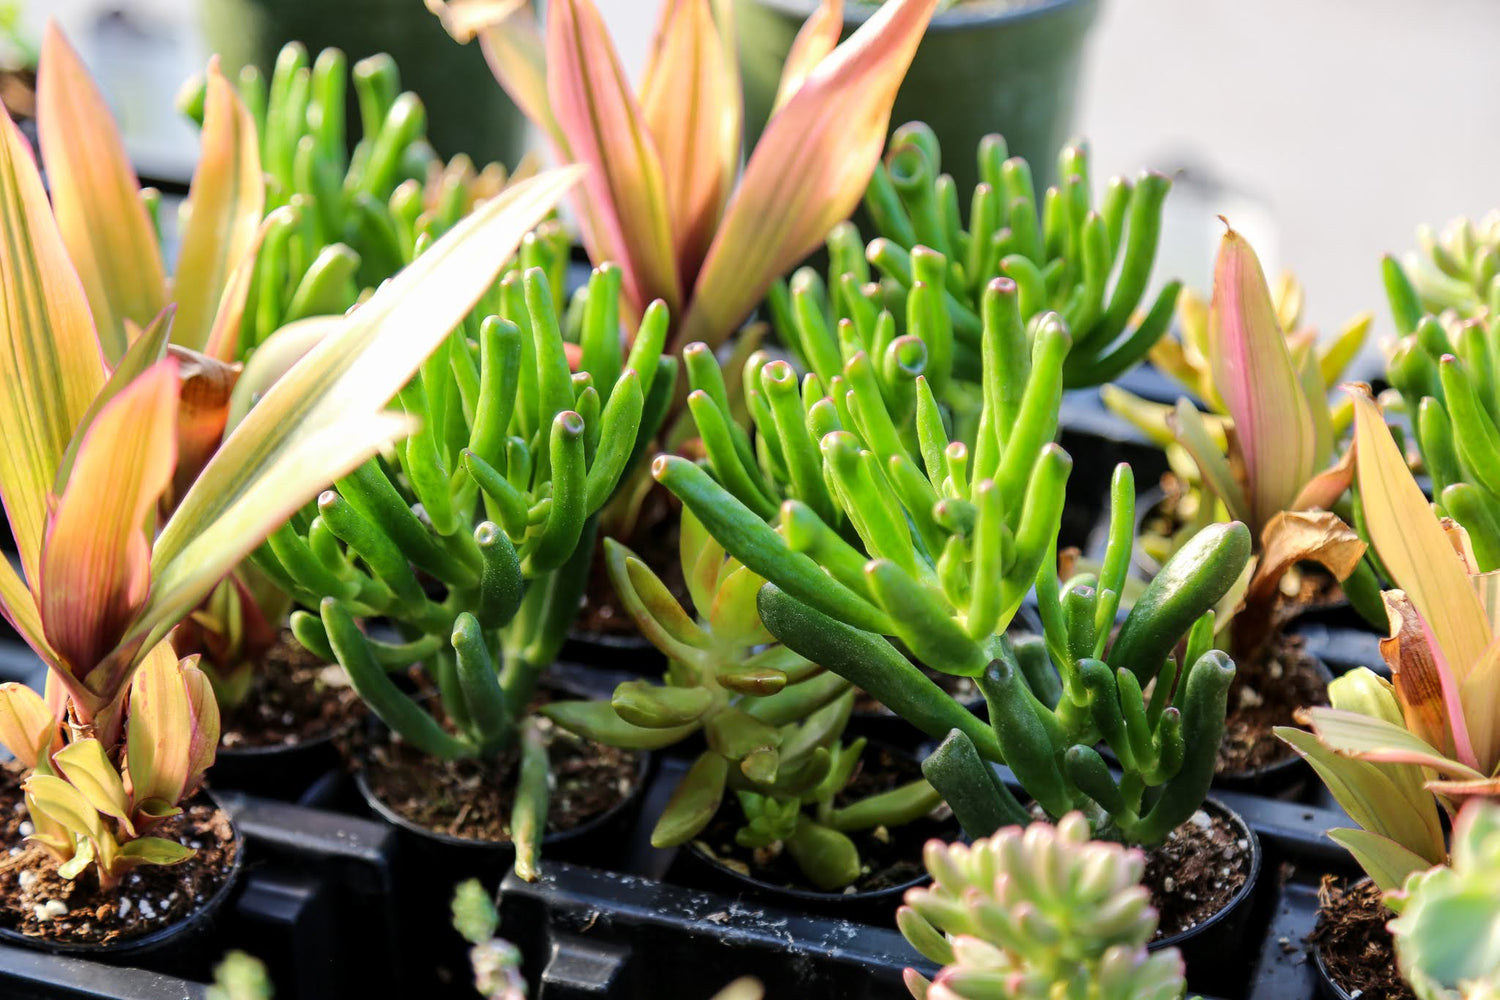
[577,484,687,637]
[219,631,363,750]
[1142,806,1252,940]
[1311,878,1414,1000]
[691,746,953,895]
[362,712,640,843]
[1219,634,1328,774]
[0,763,238,946]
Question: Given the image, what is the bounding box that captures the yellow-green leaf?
[51,738,134,836]
[125,641,195,810]
[170,58,264,353]
[36,23,166,363]
[1327,828,1434,894]
[0,681,60,768]
[0,106,107,590]
[24,772,107,843]
[679,0,936,350]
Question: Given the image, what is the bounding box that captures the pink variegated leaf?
[171,58,264,353]
[163,346,242,515]
[124,640,194,815]
[548,0,681,319]
[428,0,559,143]
[680,0,937,350]
[201,207,287,363]
[39,360,179,719]
[773,0,844,110]
[639,0,740,289]
[1208,224,1318,536]
[1303,706,1486,780]
[37,23,167,363]
[1349,386,1492,685]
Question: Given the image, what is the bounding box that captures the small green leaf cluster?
[898,812,1186,1000]
[543,509,939,890]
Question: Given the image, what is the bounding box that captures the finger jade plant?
[264,252,674,878]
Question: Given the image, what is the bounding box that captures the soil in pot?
[218,629,363,751]
[1217,632,1328,776]
[361,707,641,843]
[1140,806,1252,940]
[0,762,239,948]
[1311,878,1414,1000]
[689,745,955,895]
[576,484,688,641]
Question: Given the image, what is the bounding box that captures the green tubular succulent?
[1383,260,1500,571]
[182,41,543,357]
[1383,213,1500,322]
[666,277,1072,658]
[772,122,1178,405]
[756,464,1247,847]
[542,508,940,891]
[260,259,674,876]
[898,812,1187,1000]
[662,261,1247,845]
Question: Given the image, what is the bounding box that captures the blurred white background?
[22,0,1500,347]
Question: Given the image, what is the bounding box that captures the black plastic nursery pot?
[210,727,348,802]
[197,0,528,170]
[735,0,1101,198]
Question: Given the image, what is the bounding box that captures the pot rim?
[355,741,653,853]
[214,718,350,760]
[0,791,244,958]
[744,0,1099,33]
[1149,796,1262,952]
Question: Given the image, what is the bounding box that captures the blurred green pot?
[199,0,527,169]
[736,0,1100,197]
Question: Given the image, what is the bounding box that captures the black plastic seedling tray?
[0,652,1369,1000]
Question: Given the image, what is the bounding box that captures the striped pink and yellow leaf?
[170,59,264,354]
[39,359,179,719]
[1208,225,1318,537]
[437,0,936,351]
[680,0,935,350]
[125,643,220,822]
[36,23,166,363]
[0,682,61,768]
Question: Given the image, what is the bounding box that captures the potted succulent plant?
[899,813,1189,1000]
[264,255,673,883]
[543,506,950,918]
[736,0,1102,199]
[172,42,535,796]
[0,22,577,956]
[196,0,527,169]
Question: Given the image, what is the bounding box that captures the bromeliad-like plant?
[776,123,1180,397]
[542,512,940,890]
[430,0,936,350]
[266,259,672,878]
[1123,224,1384,651]
[897,812,1187,1000]
[1382,232,1500,572]
[0,645,217,889]
[1387,798,1500,1000]
[1275,387,1500,891]
[0,62,579,885]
